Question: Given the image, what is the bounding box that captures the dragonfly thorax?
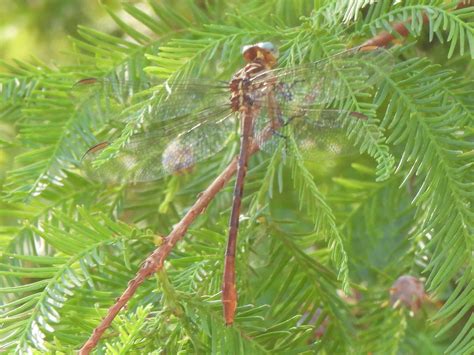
[229,63,276,112]
[229,42,278,112]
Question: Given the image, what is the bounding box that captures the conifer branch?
[79,3,473,351]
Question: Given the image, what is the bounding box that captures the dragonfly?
[80,42,390,325]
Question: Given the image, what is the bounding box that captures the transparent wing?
[73,76,230,127]
[77,74,237,184]
[255,108,363,157]
[251,47,392,162]
[250,47,393,110]
[82,108,237,183]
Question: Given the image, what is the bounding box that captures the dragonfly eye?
[242,42,278,66]
[255,42,278,58]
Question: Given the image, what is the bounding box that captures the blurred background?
[0,0,139,63]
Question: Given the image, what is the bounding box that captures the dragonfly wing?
[250,47,393,110]
[74,77,230,127]
[82,109,237,183]
[255,109,364,160]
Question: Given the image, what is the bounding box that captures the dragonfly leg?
[270,127,287,139]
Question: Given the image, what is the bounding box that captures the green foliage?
[0,0,472,353]
[0,0,122,62]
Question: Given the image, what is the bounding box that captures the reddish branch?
[361,15,426,48]
[79,3,472,353]
[458,0,474,9]
[362,0,473,47]
[79,138,265,354]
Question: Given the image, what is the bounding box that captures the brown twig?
[362,0,473,48]
[79,2,473,352]
[458,0,474,9]
[361,16,426,48]
[79,136,266,354]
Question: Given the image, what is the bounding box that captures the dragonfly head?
[242,42,278,68]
